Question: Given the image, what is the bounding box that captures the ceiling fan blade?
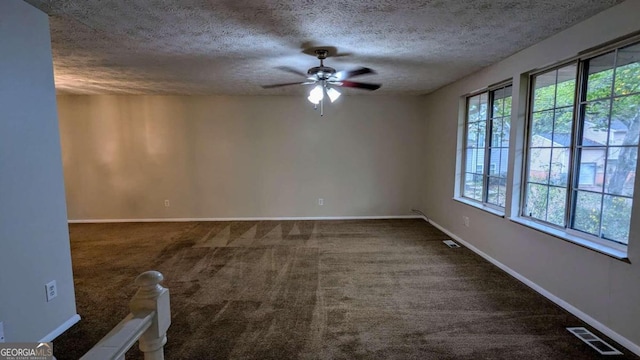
[335,67,375,80]
[261,81,312,89]
[336,81,381,91]
[275,66,308,78]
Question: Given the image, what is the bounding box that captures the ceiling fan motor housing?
[308,49,336,80]
[307,66,336,80]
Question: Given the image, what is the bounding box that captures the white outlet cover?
[45,280,57,302]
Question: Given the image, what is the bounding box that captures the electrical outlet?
[45,280,57,302]
[463,216,470,227]
[318,198,324,206]
[164,200,170,207]
[0,321,5,343]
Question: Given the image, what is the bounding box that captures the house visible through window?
[463,84,513,208]
[578,163,597,185]
[523,40,640,246]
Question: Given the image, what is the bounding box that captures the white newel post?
[129,271,171,360]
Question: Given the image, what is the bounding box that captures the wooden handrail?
[80,271,171,360]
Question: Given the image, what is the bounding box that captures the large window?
[463,84,513,208]
[523,41,640,246]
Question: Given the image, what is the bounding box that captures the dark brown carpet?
[54,219,638,359]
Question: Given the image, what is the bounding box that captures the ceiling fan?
[261,49,381,115]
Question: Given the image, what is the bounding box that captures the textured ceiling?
[26,0,624,95]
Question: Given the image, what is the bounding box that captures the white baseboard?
[68,215,421,224]
[424,217,640,357]
[39,314,80,342]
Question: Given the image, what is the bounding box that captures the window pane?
[531,110,554,145]
[487,177,500,206]
[614,43,640,97]
[576,148,603,191]
[533,72,557,112]
[477,120,486,149]
[489,148,500,176]
[550,148,570,186]
[547,187,567,226]
[475,149,483,175]
[491,118,504,147]
[601,195,632,244]
[467,121,478,147]
[556,66,577,108]
[497,179,506,208]
[463,173,480,200]
[528,148,551,184]
[504,90,512,118]
[526,184,548,221]
[586,52,615,101]
[479,93,489,122]
[493,85,512,118]
[488,148,508,177]
[604,147,637,196]
[463,173,483,201]
[468,95,481,122]
[582,101,611,147]
[553,107,573,139]
[493,89,504,117]
[473,174,483,200]
[572,191,602,236]
[465,148,475,173]
[611,94,640,146]
[500,148,508,178]
[578,162,597,187]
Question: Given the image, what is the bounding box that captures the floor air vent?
[567,327,622,355]
[443,240,460,248]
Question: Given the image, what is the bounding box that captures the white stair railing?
[80,271,171,360]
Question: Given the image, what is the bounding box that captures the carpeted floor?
[54,219,638,359]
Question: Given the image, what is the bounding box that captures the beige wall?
[0,0,78,341]
[421,0,640,351]
[58,95,424,220]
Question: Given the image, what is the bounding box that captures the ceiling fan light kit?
[262,49,381,116]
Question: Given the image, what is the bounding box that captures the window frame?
[460,82,513,212]
[520,60,579,232]
[519,37,640,253]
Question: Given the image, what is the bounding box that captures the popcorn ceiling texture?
[26,0,623,95]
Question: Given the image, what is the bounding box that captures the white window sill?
[508,216,629,262]
[453,197,505,217]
